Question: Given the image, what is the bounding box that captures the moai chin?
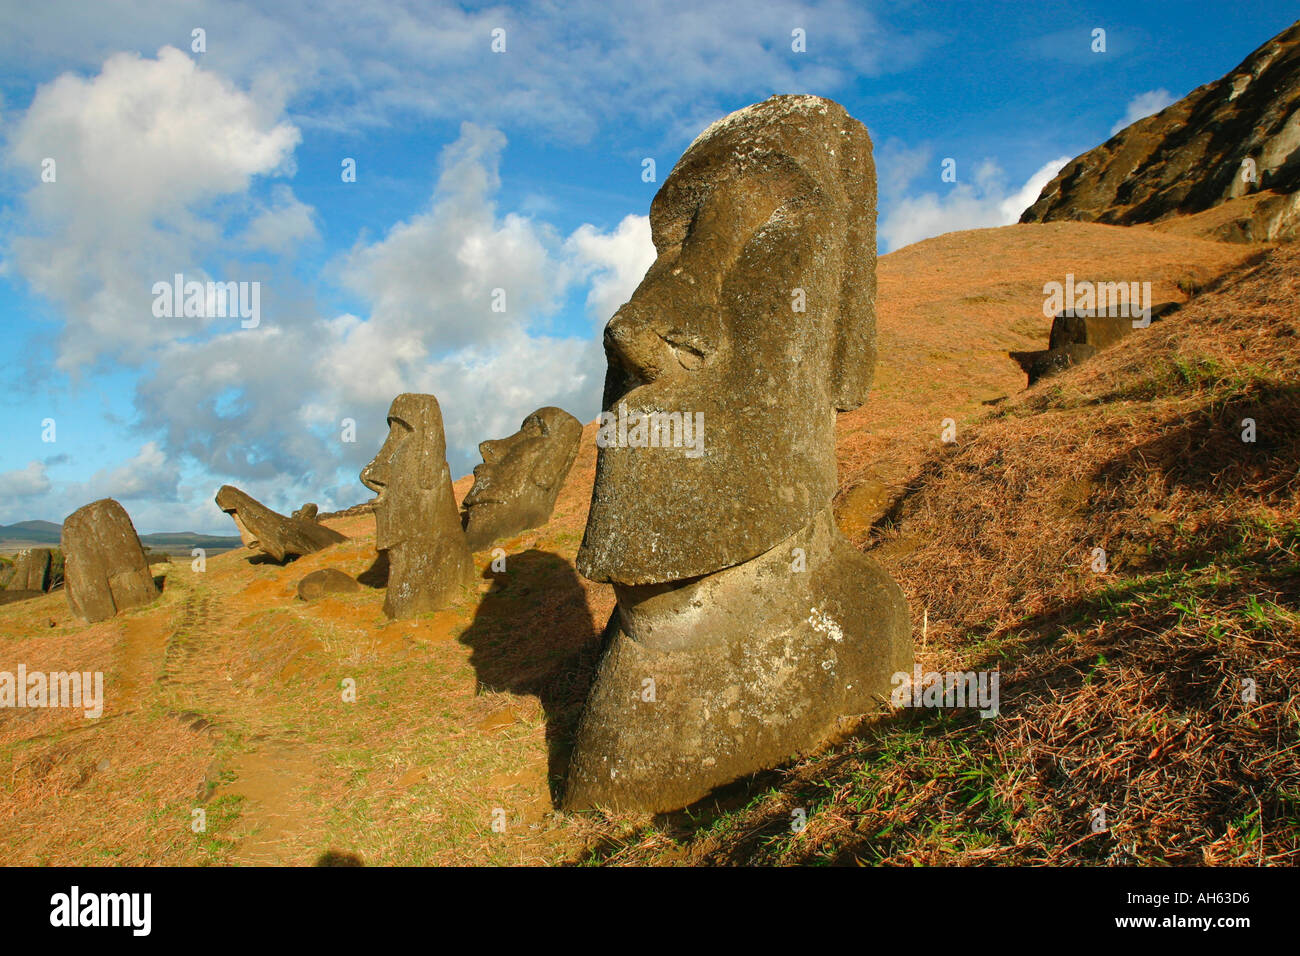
[462,406,583,551]
[565,95,913,814]
[360,393,475,619]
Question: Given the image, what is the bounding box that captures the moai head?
[215,485,343,562]
[462,406,583,550]
[360,393,473,617]
[62,498,159,623]
[577,94,877,586]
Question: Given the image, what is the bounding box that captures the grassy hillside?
[0,222,1289,866]
[596,243,1300,865]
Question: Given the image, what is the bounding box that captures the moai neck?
[612,506,841,652]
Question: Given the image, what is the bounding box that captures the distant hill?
[0,521,241,554]
[1022,19,1300,242]
[0,521,61,545]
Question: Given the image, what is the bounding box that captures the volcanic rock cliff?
[1021,19,1300,242]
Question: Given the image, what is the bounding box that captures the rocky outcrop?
[1021,20,1300,242]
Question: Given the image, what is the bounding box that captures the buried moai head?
[577,94,878,586]
[462,406,583,551]
[61,498,158,623]
[214,486,345,562]
[360,393,474,618]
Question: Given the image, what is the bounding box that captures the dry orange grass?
[0,221,1280,866]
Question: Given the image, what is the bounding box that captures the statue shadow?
[457,548,604,806]
[356,550,389,588]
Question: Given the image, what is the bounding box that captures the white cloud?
[0,461,52,499]
[998,156,1073,222]
[4,46,305,371]
[878,152,1071,252]
[0,1,937,143]
[331,123,569,359]
[242,184,319,253]
[566,214,656,323]
[1111,89,1175,136]
[80,441,181,501]
[116,121,648,519]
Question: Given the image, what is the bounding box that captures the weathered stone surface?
[1021,20,1300,241]
[291,503,319,522]
[360,394,475,619]
[462,406,582,551]
[1049,301,1182,351]
[1010,344,1098,386]
[1048,314,1134,352]
[6,548,52,592]
[297,568,360,601]
[62,499,159,623]
[565,95,912,813]
[215,486,345,562]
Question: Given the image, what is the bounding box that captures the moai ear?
[418,442,438,492]
[829,119,878,413]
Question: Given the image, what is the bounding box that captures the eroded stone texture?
[6,548,52,592]
[565,95,912,814]
[62,499,159,623]
[297,568,360,601]
[1010,343,1099,386]
[462,406,582,551]
[360,394,474,619]
[215,486,345,562]
[291,503,319,522]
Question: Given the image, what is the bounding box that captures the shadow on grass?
[458,548,603,807]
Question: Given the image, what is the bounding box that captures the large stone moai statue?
[565,95,913,813]
[462,406,583,551]
[6,548,53,592]
[62,499,159,623]
[360,393,475,618]
[215,486,345,562]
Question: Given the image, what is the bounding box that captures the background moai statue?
[565,95,913,813]
[215,486,345,562]
[462,406,583,551]
[62,499,159,623]
[360,393,475,618]
[6,548,53,592]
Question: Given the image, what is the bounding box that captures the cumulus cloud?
[566,214,656,323]
[878,149,1071,252]
[120,119,649,519]
[242,184,319,253]
[78,441,181,502]
[1111,89,1175,136]
[0,461,52,500]
[0,0,936,144]
[4,45,305,371]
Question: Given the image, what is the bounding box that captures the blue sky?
[0,0,1295,533]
